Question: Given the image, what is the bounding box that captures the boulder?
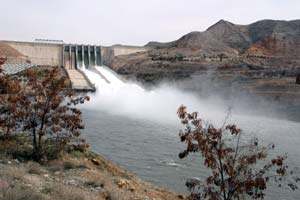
[91,158,101,166]
[117,179,129,188]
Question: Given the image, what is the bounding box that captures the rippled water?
[80,66,300,199]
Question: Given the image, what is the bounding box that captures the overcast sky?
[0,0,299,46]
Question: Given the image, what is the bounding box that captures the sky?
[0,0,299,46]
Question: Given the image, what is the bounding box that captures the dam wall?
[112,45,148,56]
[102,45,148,66]
[1,40,148,69]
[1,40,63,66]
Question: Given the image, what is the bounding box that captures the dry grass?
[0,186,44,200]
[50,184,96,200]
[27,162,44,175]
[46,160,64,172]
[104,188,128,200]
[1,166,26,181]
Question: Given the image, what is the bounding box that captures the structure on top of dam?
[0,39,148,91]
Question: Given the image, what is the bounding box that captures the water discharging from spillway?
[80,65,230,125]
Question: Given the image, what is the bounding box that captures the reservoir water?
[81,66,300,199]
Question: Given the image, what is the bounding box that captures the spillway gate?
[63,45,102,69]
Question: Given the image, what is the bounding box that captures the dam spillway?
[63,44,102,92]
[63,45,102,69]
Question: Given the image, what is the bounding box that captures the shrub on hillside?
[177,105,297,200]
[21,67,89,161]
[0,59,89,161]
[0,58,23,138]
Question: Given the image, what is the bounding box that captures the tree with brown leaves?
[21,67,89,161]
[177,105,296,200]
[0,58,89,161]
[0,58,24,138]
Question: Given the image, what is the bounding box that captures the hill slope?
[0,42,24,58]
[111,19,300,75]
[146,19,300,58]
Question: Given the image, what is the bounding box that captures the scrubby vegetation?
[177,105,297,200]
[0,58,89,161]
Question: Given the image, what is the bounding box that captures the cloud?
[0,0,299,45]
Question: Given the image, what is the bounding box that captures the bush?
[63,161,77,170]
[27,162,44,175]
[177,105,296,200]
[0,134,33,161]
[0,60,90,162]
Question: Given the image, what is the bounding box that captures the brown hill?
[146,19,300,58]
[0,42,24,58]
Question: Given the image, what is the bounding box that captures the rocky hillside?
[110,19,300,86]
[112,19,300,76]
[0,42,23,58]
[0,150,184,200]
[146,19,300,58]
[0,42,28,63]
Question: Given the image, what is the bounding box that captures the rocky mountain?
[146,19,300,58]
[111,19,300,77]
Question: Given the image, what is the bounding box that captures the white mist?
[81,66,230,125]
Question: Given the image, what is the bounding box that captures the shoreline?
[0,148,185,200]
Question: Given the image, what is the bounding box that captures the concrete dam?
[0,39,148,91]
